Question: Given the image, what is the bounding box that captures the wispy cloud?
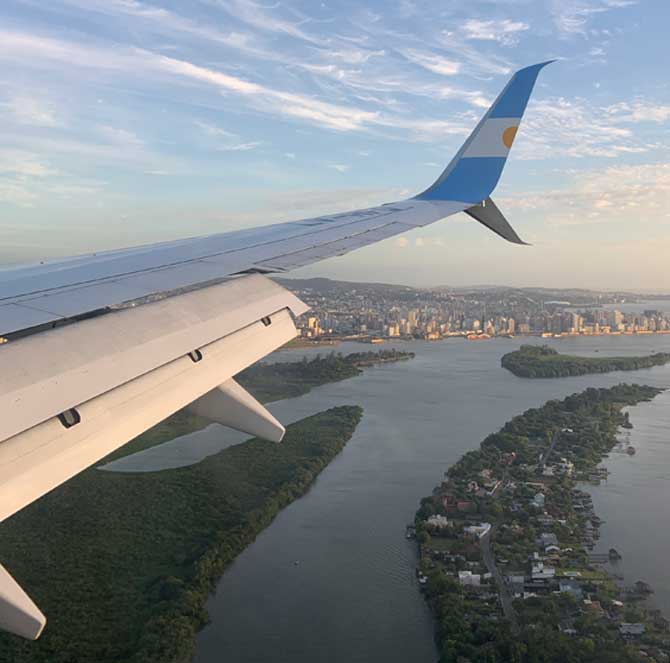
[211,0,325,45]
[328,163,350,173]
[3,95,63,127]
[156,53,381,131]
[513,96,653,159]
[29,0,264,54]
[605,100,670,123]
[98,125,144,148]
[462,19,529,46]
[501,162,670,226]
[0,149,58,177]
[194,120,261,150]
[401,49,461,76]
[550,0,637,37]
[194,120,236,138]
[0,26,485,144]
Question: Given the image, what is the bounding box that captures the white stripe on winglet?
[462,117,519,159]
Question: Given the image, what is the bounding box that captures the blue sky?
[0,0,669,290]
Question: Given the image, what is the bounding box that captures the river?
[107,334,670,662]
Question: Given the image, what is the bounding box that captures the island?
[237,348,415,402]
[414,384,669,663]
[501,344,670,378]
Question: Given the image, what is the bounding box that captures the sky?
[0,0,669,291]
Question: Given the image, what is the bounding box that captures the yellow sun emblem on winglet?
[502,126,518,149]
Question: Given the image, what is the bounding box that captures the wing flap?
[0,274,307,445]
[188,378,285,443]
[0,307,299,524]
[0,564,45,641]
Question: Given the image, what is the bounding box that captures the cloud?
[512,96,653,160]
[217,141,261,152]
[41,0,265,54]
[194,120,236,138]
[462,19,529,46]
[500,162,670,227]
[0,180,37,207]
[326,48,385,65]
[213,0,324,45]
[401,49,461,76]
[3,96,62,127]
[550,0,637,37]
[155,54,382,132]
[328,164,350,173]
[0,27,480,141]
[605,100,670,123]
[0,27,491,140]
[98,125,144,148]
[194,120,261,151]
[0,149,101,208]
[0,149,58,177]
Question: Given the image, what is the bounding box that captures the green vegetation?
[238,349,414,402]
[0,406,363,663]
[502,344,670,378]
[415,383,668,663]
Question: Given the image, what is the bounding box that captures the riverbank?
[281,337,341,349]
[0,406,363,663]
[502,344,670,378]
[415,384,669,662]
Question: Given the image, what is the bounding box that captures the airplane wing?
[0,62,551,640]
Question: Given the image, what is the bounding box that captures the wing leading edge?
[0,62,552,640]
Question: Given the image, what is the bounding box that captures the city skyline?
[284,277,670,341]
[1,1,669,291]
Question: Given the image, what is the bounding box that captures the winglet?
[465,198,529,245]
[415,61,554,205]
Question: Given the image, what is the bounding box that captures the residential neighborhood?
[413,384,669,662]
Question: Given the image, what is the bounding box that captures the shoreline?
[301,330,670,345]
[414,384,670,662]
[501,345,670,378]
[581,396,670,617]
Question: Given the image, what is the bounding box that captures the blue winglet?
[415,61,554,204]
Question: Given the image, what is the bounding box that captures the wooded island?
[502,345,670,378]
